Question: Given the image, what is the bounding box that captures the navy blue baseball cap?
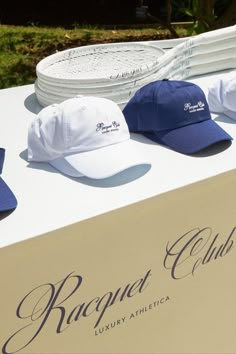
[123,79,232,154]
[0,148,17,212]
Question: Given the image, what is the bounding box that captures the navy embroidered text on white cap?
[28,96,151,179]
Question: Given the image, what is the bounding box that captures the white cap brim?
[49,140,151,179]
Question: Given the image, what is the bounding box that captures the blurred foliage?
[180,0,233,35]
[182,0,216,35]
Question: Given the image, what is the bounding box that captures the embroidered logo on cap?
[96,121,121,134]
[184,101,205,113]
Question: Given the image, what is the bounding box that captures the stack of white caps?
[35,42,165,109]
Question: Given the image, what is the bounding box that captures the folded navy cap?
[123,79,232,154]
[0,148,17,213]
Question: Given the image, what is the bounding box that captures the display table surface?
[0,46,235,248]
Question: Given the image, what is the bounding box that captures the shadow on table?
[213,114,236,125]
[0,209,16,221]
[189,140,232,157]
[24,93,43,114]
[20,149,151,188]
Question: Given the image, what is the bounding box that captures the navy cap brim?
[0,177,17,212]
[143,119,232,154]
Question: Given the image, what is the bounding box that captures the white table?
[0,54,236,248]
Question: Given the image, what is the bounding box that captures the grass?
[0,24,189,89]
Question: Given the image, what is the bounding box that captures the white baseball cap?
[208,71,236,120]
[28,96,151,179]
